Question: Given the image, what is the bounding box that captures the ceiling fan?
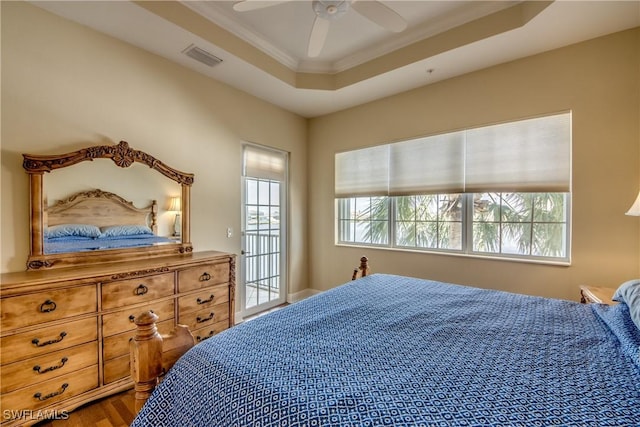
[232,0,408,57]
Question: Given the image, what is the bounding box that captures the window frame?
[336,193,571,265]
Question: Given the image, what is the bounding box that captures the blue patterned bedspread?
[132,274,640,426]
[44,235,172,254]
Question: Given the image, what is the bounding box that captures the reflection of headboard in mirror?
[47,189,158,230]
[23,141,194,270]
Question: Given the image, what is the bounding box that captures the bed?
[43,189,173,254]
[130,260,640,426]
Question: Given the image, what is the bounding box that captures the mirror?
[23,141,194,270]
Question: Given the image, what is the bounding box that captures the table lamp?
[167,196,181,237]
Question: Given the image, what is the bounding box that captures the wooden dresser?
[0,251,235,426]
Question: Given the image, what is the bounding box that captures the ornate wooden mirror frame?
[23,141,194,270]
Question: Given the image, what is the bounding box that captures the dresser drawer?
[103,319,174,361]
[0,317,98,365]
[102,299,174,337]
[1,365,98,419]
[178,262,229,293]
[103,354,130,384]
[178,284,229,314]
[102,273,174,310]
[192,320,230,343]
[178,302,229,331]
[1,342,98,393]
[1,286,97,330]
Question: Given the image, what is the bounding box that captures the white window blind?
[243,144,287,181]
[335,112,571,196]
[389,132,465,195]
[465,113,571,192]
[335,145,389,197]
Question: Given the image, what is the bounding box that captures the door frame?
[239,143,288,320]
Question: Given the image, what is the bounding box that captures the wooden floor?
[34,304,289,427]
[35,389,136,427]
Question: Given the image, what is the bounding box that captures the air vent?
[182,44,223,67]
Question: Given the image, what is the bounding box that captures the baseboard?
[235,311,244,324]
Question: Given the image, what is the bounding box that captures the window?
[472,192,568,257]
[338,197,389,245]
[335,113,571,263]
[395,194,462,251]
[337,192,569,261]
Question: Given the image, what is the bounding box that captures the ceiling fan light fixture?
[312,0,349,21]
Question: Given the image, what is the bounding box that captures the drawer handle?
[32,331,67,347]
[196,312,214,323]
[34,383,68,401]
[196,331,215,342]
[129,310,154,323]
[134,284,149,296]
[199,272,211,282]
[39,299,57,313]
[33,357,69,374]
[196,294,214,305]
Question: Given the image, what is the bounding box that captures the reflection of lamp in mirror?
[167,196,181,237]
[626,191,640,216]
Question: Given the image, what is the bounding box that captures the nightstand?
[579,285,617,305]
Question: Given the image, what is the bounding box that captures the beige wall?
[0,2,308,299]
[308,28,640,301]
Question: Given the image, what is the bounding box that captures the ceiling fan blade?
[307,16,331,57]
[232,0,293,12]
[351,0,407,32]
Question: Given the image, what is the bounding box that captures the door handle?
[240,250,251,255]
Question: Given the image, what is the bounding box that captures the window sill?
[335,243,571,267]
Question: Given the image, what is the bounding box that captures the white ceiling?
[185,1,519,73]
[32,1,640,118]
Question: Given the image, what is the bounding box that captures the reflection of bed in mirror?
[44,189,174,254]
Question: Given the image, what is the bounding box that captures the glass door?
[241,144,287,318]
